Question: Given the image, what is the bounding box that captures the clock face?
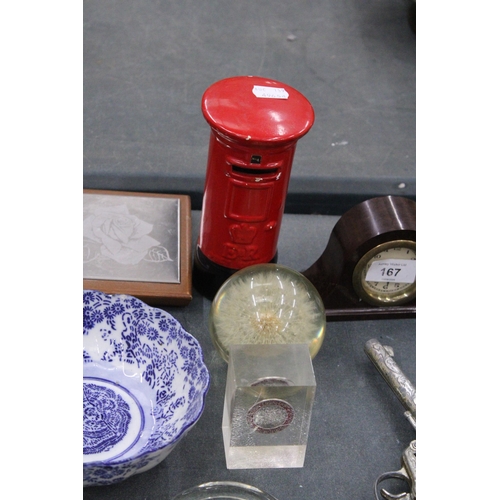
[352,240,416,306]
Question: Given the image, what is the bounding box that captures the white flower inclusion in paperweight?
[209,264,326,362]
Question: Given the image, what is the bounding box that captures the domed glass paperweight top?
[209,264,326,362]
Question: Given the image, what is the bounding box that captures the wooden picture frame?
[83,189,192,306]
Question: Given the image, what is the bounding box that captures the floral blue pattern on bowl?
[83,290,210,486]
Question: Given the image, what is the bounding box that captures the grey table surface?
[83,0,416,215]
[83,211,416,500]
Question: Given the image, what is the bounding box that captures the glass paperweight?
[209,264,326,362]
[222,343,316,469]
[171,481,278,500]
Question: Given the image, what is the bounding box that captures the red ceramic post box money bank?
[193,76,315,297]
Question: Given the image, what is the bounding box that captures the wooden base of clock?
[320,301,416,321]
[302,195,416,321]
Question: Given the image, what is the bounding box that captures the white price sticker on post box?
[252,85,289,99]
[365,260,416,283]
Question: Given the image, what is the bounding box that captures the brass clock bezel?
[352,240,416,306]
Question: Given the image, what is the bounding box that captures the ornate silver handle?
[364,338,416,429]
[365,339,416,500]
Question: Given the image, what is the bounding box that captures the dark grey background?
[83,0,415,215]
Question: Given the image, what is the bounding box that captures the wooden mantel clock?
[302,195,416,320]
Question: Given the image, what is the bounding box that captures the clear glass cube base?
[222,344,316,469]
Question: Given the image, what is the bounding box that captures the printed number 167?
[380,268,400,276]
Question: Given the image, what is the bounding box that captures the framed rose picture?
[83,189,192,305]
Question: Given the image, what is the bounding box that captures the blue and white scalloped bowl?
[83,290,210,487]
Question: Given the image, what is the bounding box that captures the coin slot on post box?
[232,165,279,177]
